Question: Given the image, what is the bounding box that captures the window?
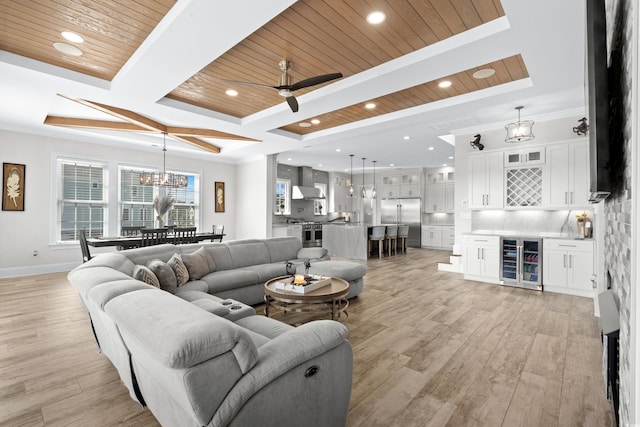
[275,179,290,215]
[57,158,108,241]
[314,183,327,215]
[119,167,200,229]
[120,169,155,229]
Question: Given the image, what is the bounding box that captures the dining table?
[86,231,225,250]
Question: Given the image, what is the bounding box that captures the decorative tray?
[274,275,332,294]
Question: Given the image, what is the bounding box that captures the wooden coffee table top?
[264,276,349,302]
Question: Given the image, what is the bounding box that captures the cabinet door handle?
[477,248,481,259]
[569,254,573,268]
[563,254,567,268]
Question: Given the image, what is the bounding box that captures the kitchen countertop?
[464,230,594,241]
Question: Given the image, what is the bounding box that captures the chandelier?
[505,106,535,143]
[139,133,188,188]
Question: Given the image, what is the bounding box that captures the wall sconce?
[573,117,589,135]
[469,134,484,150]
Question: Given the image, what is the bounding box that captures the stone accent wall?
[604,0,634,424]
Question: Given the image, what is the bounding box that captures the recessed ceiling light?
[287,158,292,161]
[473,68,496,79]
[403,136,410,140]
[299,122,312,127]
[367,11,386,25]
[443,164,448,167]
[365,103,376,109]
[311,119,320,124]
[225,89,238,96]
[61,31,84,43]
[53,42,82,56]
[428,147,435,151]
[318,164,323,167]
[390,163,394,167]
[438,80,452,88]
[448,156,454,160]
[336,148,341,152]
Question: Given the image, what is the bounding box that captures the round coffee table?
[264,276,349,323]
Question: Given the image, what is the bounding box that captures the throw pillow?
[147,259,178,294]
[133,265,160,288]
[168,253,189,286]
[181,246,216,280]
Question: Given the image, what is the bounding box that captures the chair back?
[369,226,386,239]
[398,225,409,238]
[212,224,225,242]
[385,225,398,238]
[174,227,197,244]
[121,226,142,236]
[79,229,92,262]
[140,228,169,247]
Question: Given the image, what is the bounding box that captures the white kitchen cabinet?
[272,225,303,243]
[463,235,500,283]
[425,183,446,213]
[381,174,400,197]
[442,226,455,248]
[421,226,443,248]
[445,181,455,212]
[543,238,594,296]
[469,152,503,208]
[400,172,421,197]
[504,147,545,166]
[544,142,589,207]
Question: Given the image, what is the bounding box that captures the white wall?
[235,156,269,239]
[0,129,237,277]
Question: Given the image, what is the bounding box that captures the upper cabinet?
[504,147,545,166]
[424,167,454,213]
[544,142,589,207]
[469,152,503,208]
[400,172,420,197]
[380,170,422,198]
[380,174,400,198]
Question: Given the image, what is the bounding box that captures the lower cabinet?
[543,239,594,296]
[463,235,500,283]
[421,225,454,249]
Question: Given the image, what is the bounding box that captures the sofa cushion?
[133,265,160,288]
[105,290,258,372]
[240,263,288,283]
[119,243,177,265]
[180,244,234,272]
[88,279,156,310]
[296,247,329,260]
[226,239,270,269]
[200,269,260,294]
[263,237,302,263]
[181,246,216,280]
[146,259,177,294]
[168,253,189,286]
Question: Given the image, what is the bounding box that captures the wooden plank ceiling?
[0,0,527,140]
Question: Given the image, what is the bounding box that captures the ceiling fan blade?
[286,96,299,113]
[289,73,343,91]
[222,79,277,91]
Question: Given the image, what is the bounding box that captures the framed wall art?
[3,163,25,211]
[215,181,225,212]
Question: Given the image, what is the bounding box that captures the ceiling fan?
[226,60,342,113]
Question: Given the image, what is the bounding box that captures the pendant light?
[371,160,377,199]
[138,133,188,187]
[505,106,535,143]
[348,154,354,197]
[361,157,367,198]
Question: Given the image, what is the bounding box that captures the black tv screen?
[586,0,611,203]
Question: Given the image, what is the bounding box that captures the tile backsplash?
[471,209,595,237]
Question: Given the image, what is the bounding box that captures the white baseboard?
[0,262,78,279]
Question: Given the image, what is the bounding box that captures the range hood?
[292,166,325,200]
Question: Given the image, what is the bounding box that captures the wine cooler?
[500,237,542,290]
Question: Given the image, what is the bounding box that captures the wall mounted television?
[586,0,611,203]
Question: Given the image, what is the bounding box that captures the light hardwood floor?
[0,248,614,426]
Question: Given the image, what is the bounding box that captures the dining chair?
[140,228,169,247]
[397,225,410,254]
[384,225,398,256]
[368,226,386,259]
[212,224,224,242]
[79,229,92,263]
[173,227,197,244]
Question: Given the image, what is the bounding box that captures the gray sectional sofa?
[67,237,366,426]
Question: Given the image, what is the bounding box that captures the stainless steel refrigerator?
[500,237,542,290]
[380,198,422,247]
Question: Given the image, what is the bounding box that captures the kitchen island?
[322,223,369,260]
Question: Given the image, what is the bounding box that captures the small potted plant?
[153,195,174,228]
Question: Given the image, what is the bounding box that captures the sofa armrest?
[212,320,350,425]
[296,247,329,260]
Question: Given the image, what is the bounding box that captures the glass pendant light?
[361,158,367,198]
[348,154,354,197]
[371,160,377,199]
[505,106,535,142]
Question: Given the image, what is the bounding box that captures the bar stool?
[397,225,409,254]
[368,226,386,258]
[384,225,398,256]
